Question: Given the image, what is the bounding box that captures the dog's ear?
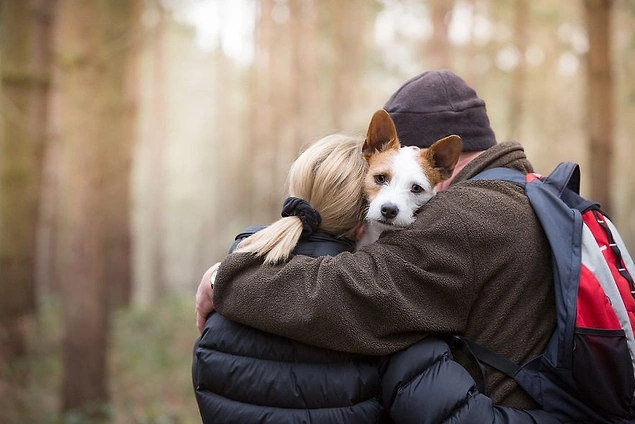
[362,109,400,160]
[425,135,463,180]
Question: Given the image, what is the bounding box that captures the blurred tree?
[0,0,55,415]
[133,1,168,307]
[584,0,614,214]
[53,0,137,417]
[269,0,293,209]
[509,0,528,141]
[248,0,278,224]
[205,22,238,266]
[146,3,168,300]
[102,0,143,310]
[428,0,454,69]
[328,0,363,130]
[462,0,479,84]
[613,0,635,251]
[274,0,300,195]
[288,0,318,149]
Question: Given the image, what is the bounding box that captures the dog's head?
[362,109,462,228]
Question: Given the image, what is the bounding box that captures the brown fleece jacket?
[214,141,557,409]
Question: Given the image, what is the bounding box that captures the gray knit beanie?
[383,70,497,151]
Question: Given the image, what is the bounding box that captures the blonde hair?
[234,134,367,264]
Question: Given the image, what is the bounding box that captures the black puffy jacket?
[381,338,560,424]
[194,312,389,423]
[192,227,560,424]
[193,227,388,423]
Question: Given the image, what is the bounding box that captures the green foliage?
[2,295,201,424]
[109,296,200,424]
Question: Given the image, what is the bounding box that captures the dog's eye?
[411,184,424,193]
[374,174,387,185]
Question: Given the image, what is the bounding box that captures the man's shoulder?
[418,177,530,228]
[443,174,526,203]
[432,178,514,206]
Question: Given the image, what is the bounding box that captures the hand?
[196,262,220,333]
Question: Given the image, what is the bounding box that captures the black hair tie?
[281,197,321,237]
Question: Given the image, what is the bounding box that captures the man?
[196,70,556,409]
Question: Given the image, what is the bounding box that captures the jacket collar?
[293,231,356,257]
[451,141,534,186]
[233,225,355,257]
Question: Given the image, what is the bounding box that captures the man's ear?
[424,135,463,180]
[362,109,400,160]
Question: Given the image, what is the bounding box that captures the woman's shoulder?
[197,313,377,364]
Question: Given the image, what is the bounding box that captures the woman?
[192,134,559,424]
[193,134,389,423]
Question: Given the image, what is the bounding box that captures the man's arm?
[213,203,477,355]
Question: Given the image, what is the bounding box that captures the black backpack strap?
[450,336,487,394]
[452,336,521,381]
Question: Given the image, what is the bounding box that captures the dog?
[357,109,462,247]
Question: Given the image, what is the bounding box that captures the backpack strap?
[450,335,546,407]
[472,162,580,195]
[543,162,581,195]
[451,336,520,379]
[473,164,580,370]
[471,167,527,187]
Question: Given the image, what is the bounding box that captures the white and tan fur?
[358,109,462,247]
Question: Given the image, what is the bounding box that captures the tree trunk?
[147,3,167,301]
[0,0,54,415]
[132,2,167,308]
[428,0,454,70]
[54,0,118,417]
[584,0,614,213]
[289,0,317,148]
[101,0,142,310]
[329,0,357,129]
[248,0,277,224]
[508,0,528,141]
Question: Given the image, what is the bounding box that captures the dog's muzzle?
[380,203,399,220]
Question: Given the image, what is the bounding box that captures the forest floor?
[5,295,202,424]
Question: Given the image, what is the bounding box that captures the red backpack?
[465,163,635,423]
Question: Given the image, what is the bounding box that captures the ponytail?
[234,217,304,264]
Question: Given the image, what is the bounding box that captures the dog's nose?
[381,203,399,220]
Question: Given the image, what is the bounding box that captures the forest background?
[1,0,634,423]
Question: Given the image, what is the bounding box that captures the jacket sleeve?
[214,194,478,356]
[381,338,561,424]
